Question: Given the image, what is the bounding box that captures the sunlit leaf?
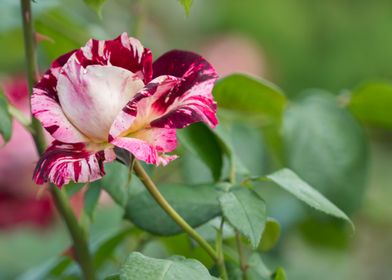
[266,168,353,228]
[272,267,287,280]
[219,187,266,248]
[178,0,193,16]
[348,81,392,129]
[120,252,214,280]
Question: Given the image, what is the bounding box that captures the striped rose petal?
[33,141,115,187]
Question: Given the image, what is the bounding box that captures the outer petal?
[110,128,177,165]
[150,50,218,129]
[33,141,115,187]
[74,32,152,83]
[32,51,89,143]
[57,61,144,141]
[109,75,181,140]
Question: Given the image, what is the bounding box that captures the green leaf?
[212,124,250,177]
[266,168,353,228]
[248,253,271,280]
[84,185,101,220]
[213,74,286,162]
[84,0,107,16]
[178,123,223,181]
[124,184,221,235]
[283,91,368,213]
[348,82,392,128]
[0,90,12,143]
[178,0,193,16]
[120,252,213,280]
[259,218,281,252]
[272,267,287,280]
[219,187,266,248]
[213,74,286,120]
[91,161,129,207]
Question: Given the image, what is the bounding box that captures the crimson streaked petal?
[151,50,218,129]
[74,32,152,83]
[109,75,181,139]
[33,141,115,188]
[110,128,177,166]
[32,50,89,143]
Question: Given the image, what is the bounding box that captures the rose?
[32,33,218,187]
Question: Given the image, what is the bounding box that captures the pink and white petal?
[74,32,152,83]
[32,50,89,143]
[57,62,144,141]
[150,50,219,129]
[33,141,115,187]
[109,75,181,139]
[110,128,177,165]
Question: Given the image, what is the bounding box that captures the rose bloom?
[32,33,218,187]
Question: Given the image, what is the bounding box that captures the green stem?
[50,187,96,280]
[216,219,229,280]
[235,231,248,280]
[20,0,46,154]
[20,1,95,279]
[133,161,219,261]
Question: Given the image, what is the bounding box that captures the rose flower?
[32,33,218,187]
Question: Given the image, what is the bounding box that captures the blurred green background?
[0,0,391,279]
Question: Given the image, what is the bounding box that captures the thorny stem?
[133,161,219,261]
[20,0,95,279]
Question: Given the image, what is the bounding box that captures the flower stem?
[235,231,248,280]
[216,218,229,280]
[133,160,219,261]
[20,1,95,279]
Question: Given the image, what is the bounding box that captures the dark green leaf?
[120,252,213,280]
[178,123,223,181]
[348,82,392,128]
[178,0,193,16]
[91,161,129,207]
[84,185,101,220]
[84,0,107,16]
[219,188,266,248]
[0,90,12,143]
[213,74,286,162]
[266,168,353,227]
[212,124,250,177]
[124,184,221,235]
[259,218,280,252]
[213,74,286,120]
[283,91,368,213]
